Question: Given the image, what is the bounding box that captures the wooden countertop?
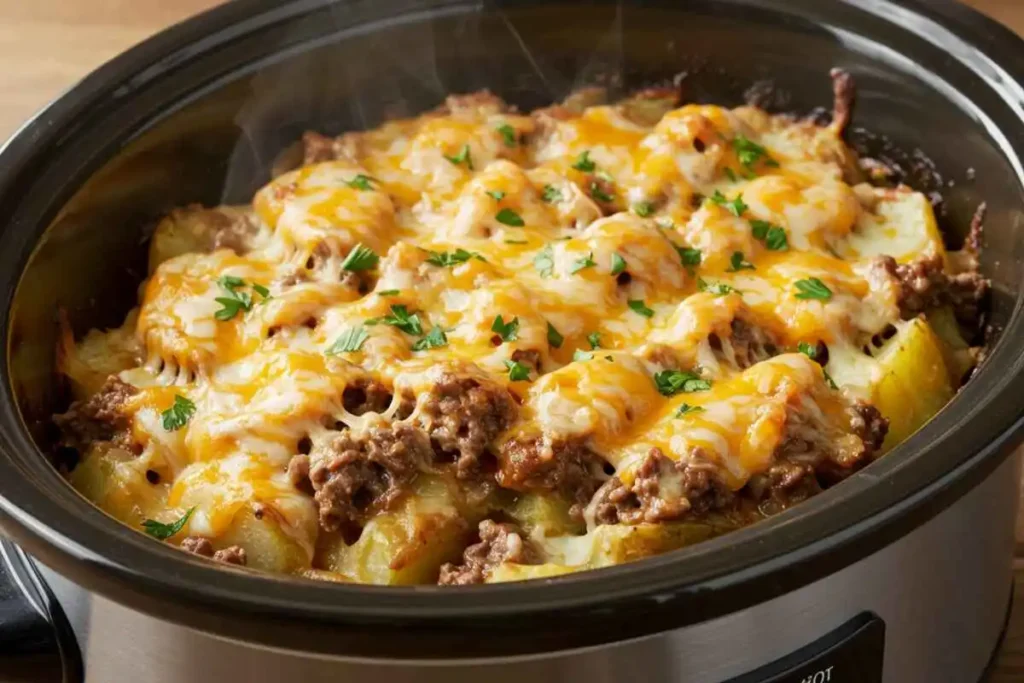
[0,0,1021,679]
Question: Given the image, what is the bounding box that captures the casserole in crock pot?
[52,71,986,586]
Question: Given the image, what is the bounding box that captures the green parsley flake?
[570,252,597,274]
[444,143,473,170]
[378,289,400,296]
[495,208,525,227]
[367,305,423,336]
[534,244,555,278]
[676,246,702,274]
[823,370,839,390]
[491,315,520,342]
[504,359,531,381]
[697,278,738,296]
[727,251,755,272]
[654,370,712,397]
[572,150,596,172]
[252,283,271,300]
[794,278,833,301]
[750,219,789,251]
[214,275,253,321]
[797,341,818,359]
[142,507,196,540]
[627,299,655,318]
[161,395,196,431]
[632,201,655,217]
[547,322,564,349]
[344,174,375,191]
[496,123,518,147]
[723,167,739,182]
[425,248,484,267]
[674,403,706,418]
[708,190,748,217]
[504,239,528,245]
[486,189,506,201]
[326,326,369,355]
[586,332,602,349]
[412,326,448,351]
[733,135,779,170]
[341,243,379,272]
[589,182,614,203]
[541,185,563,203]
[610,253,627,276]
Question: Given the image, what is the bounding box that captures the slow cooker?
[0,1,1023,681]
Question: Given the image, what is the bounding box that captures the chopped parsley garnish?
[708,190,748,217]
[341,243,379,272]
[495,208,525,227]
[326,326,369,355]
[632,201,655,217]
[573,349,594,362]
[444,143,473,170]
[676,246,702,274]
[794,278,833,301]
[697,278,738,296]
[541,185,563,203]
[534,244,555,278]
[366,304,423,336]
[733,135,779,170]
[627,299,655,318]
[486,189,506,201]
[570,251,597,274]
[674,403,706,418]
[654,370,712,396]
[547,322,564,349]
[496,123,518,147]
[412,326,448,351]
[589,182,614,203]
[586,332,602,349]
[344,174,375,191]
[823,371,839,390]
[161,395,196,431]
[504,239,528,245]
[214,276,254,321]
[142,507,195,540]
[572,150,596,172]
[425,248,484,267]
[727,251,755,272]
[491,315,520,342]
[797,341,818,359]
[378,289,400,296]
[750,219,789,251]
[723,167,739,182]
[610,253,627,276]
[504,359,531,381]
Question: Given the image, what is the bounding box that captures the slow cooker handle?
[0,539,83,682]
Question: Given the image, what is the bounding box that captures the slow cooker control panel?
[726,613,884,683]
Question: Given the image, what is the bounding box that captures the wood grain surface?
[0,0,1021,679]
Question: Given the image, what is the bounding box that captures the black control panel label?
[725,613,885,683]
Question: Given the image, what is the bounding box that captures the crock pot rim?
[0,0,1022,659]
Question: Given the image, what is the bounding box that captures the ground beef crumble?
[415,374,517,478]
[499,436,607,517]
[53,376,137,452]
[438,519,537,585]
[872,253,988,324]
[307,424,432,531]
[180,536,247,566]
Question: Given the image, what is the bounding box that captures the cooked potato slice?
[316,476,473,585]
[217,505,310,574]
[58,311,140,401]
[70,444,165,525]
[871,318,954,451]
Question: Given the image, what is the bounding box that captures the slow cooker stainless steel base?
[13,451,1016,682]
[1,2,1024,682]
